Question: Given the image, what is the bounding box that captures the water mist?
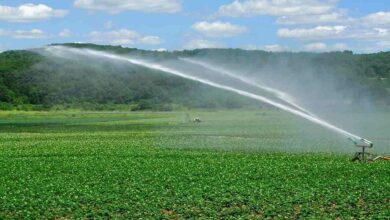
[44,46,372,149]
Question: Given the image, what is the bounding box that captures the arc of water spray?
[45,46,363,141]
[180,57,316,117]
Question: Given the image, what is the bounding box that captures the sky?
[0,0,389,52]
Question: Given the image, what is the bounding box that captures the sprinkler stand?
[349,138,374,162]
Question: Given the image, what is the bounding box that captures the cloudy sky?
[0,0,389,52]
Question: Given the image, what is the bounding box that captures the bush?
[0,102,14,110]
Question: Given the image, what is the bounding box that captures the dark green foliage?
[0,47,257,110]
[0,44,389,110]
[0,51,44,105]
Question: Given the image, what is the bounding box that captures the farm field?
[0,110,389,219]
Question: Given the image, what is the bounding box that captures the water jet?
[43,46,384,161]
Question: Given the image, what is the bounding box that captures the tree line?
[0,43,388,111]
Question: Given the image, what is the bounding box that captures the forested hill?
[0,43,389,111]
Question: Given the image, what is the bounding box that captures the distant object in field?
[193,117,202,123]
[184,113,201,123]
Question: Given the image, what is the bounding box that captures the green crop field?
[0,110,389,219]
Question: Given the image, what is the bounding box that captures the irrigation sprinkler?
[349,138,374,162]
[348,138,389,162]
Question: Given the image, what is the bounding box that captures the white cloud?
[303,42,327,51]
[278,25,346,39]
[276,10,390,28]
[155,48,168,52]
[263,44,289,52]
[0,3,67,22]
[240,44,259,50]
[192,21,247,38]
[0,29,47,39]
[87,29,161,46]
[274,7,390,51]
[278,24,389,52]
[218,0,336,17]
[362,11,390,27]
[138,36,161,45]
[276,11,351,25]
[216,1,389,52]
[339,28,389,41]
[302,42,351,52]
[241,44,289,51]
[59,29,73,38]
[278,26,389,41]
[182,39,224,50]
[74,0,182,13]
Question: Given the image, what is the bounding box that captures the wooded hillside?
[0,43,388,110]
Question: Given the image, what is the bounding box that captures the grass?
[0,110,389,219]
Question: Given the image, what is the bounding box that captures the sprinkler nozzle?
[348,137,373,148]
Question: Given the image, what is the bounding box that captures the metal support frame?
[349,137,374,163]
[352,146,374,162]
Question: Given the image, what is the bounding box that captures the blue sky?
[0,0,389,52]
